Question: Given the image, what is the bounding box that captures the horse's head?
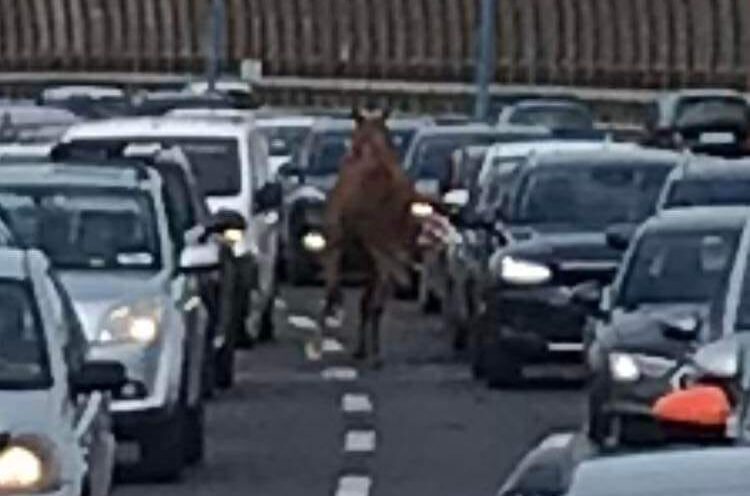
[351,105,393,153]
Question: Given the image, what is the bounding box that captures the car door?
[47,273,114,496]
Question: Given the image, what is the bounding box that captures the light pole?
[474,0,497,122]
[206,0,226,91]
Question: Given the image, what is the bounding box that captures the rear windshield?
[509,106,593,130]
[513,164,671,229]
[618,229,740,308]
[675,97,748,129]
[260,126,310,157]
[663,178,750,208]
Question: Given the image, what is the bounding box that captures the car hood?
[58,270,167,340]
[598,303,708,358]
[0,391,60,434]
[502,229,623,268]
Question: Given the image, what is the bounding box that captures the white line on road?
[288,315,320,331]
[342,393,373,413]
[344,430,376,453]
[335,476,372,496]
[322,337,345,353]
[322,367,359,381]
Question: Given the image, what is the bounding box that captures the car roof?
[64,117,253,141]
[673,157,750,179]
[256,115,317,128]
[645,206,750,232]
[0,104,80,126]
[165,107,256,122]
[486,140,633,159]
[569,447,750,496]
[41,85,125,100]
[309,117,433,133]
[0,248,31,281]
[412,123,543,137]
[532,148,680,169]
[0,162,149,189]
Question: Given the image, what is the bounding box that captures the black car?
[645,89,750,157]
[473,148,680,387]
[277,117,430,284]
[403,124,550,198]
[584,207,749,444]
[658,157,750,210]
[38,85,133,119]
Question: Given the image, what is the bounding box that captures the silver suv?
[0,162,215,480]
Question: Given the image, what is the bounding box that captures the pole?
[474,0,497,122]
[206,0,225,91]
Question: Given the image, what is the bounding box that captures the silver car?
[0,162,215,480]
[0,247,125,496]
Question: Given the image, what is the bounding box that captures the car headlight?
[222,228,244,246]
[499,256,552,286]
[302,232,327,252]
[0,437,59,493]
[609,353,641,382]
[98,298,164,344]
[410,201,434,219]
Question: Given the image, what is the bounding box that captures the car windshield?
[390,128,418,160]
[675,97,748,128]
[663,178,750,208]
[259,126,310,157]
[161,138,241,197]
[618,229,740,308]
[0,281,50,389]
[514,165,670,228]
[0,187,161,271]
[307,132,351,176]
[509,106,593,130]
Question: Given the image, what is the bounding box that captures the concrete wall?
[1,0,749,89]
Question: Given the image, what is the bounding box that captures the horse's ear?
[352,106,364,124]
[381,107,392,121]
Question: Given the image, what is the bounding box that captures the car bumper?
[39,483,79,496]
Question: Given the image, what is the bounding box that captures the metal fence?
[1,0,749,89]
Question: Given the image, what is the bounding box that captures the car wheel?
[587,376,611,445]
[257,297,276,343]
[138,406,186,481]
[471,330,489,379]
[184,402,205,465]
[485,344,522,389]
[214,340,235,389]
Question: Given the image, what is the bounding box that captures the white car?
[61,117,282,343]
[0,247,125,496]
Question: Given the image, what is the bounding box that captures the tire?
[214,341,235,390]
[587,377,611,445]
[138,407,186,481]
[257,297,276,343]
[184,402,205,465]
[485,345,522,389]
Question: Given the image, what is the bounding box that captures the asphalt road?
[115,285,585,496]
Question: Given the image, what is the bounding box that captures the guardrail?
[1,0,749,90]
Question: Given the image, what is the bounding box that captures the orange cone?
[652,386,731,427]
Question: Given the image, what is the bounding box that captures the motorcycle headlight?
[499,256,552,286]
[0,436,59,493]
[302,232,327,252]
[609,353,641,383]
[222,228,244,246]
[98,298,164,344]
[410,202,434,219]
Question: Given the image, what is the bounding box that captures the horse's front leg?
[368,274,390,369]
[355,279,374,360]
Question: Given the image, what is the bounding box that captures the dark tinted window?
[409,133,502,182]
[0,280,50,389]
[156,166,198,252]
[165,138,241,196]
[675,97,748,128]
[509,106,593,130]
[306,132,351,176]
[260,126,310,157]
[514,164,671,228]
[664,178,750,208]
[0,187,161,271]
[619,229,739,308]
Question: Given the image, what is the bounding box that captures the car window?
[0,187,162,271]
[157,166,198,252]
[0,279,51,389]
[618,229,740,308]
[663,178,750,208]
[509,106,593,130]
[307,132,351,176]
[732,247,750,331]
[162,138,242,197]
[259,126,310,157]
[513,165,671,229]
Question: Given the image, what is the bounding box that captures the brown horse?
[318,108,437,365]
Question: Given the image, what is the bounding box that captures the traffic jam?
[1,85,750,496]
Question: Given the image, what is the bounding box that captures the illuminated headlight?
[98,298,163,344]
[410,202,434,219]
[302,232,327,252]
[0,437,59,493]
[609,353,641,383]
[222,228,244,246]
[499,256,552,286]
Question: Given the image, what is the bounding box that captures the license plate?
[699,132,735,145]
[115,442,141,464]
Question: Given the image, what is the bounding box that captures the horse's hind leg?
[320,244,344,327]
[354,279,374,360]
[368,273,390,368]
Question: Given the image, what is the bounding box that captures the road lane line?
[288,315,320,331]
[342,393,373,413]
[322,367,359,381]
[344,430,376,453]
[335,475,371,496]
[322,337,345,353]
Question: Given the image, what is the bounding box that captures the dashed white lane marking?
[288,315,320,331]
[305,340,323,362]
[322,337,345,353]
[322,367,359,381]
[335,475,372,496]
[344,430,376,453]
[342,393,373,413]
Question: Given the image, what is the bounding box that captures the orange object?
[652,386,731,427]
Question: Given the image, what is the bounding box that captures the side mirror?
[661,314,701,342]
[278,161,302,178]
[692,338,739,378]
[605,224,636,251]
[443,189,469,210]
[71,360,126,394]
[255,182,283,212]
[205,209,247,235]
[180,243,220,272]
[570,281,605,317]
